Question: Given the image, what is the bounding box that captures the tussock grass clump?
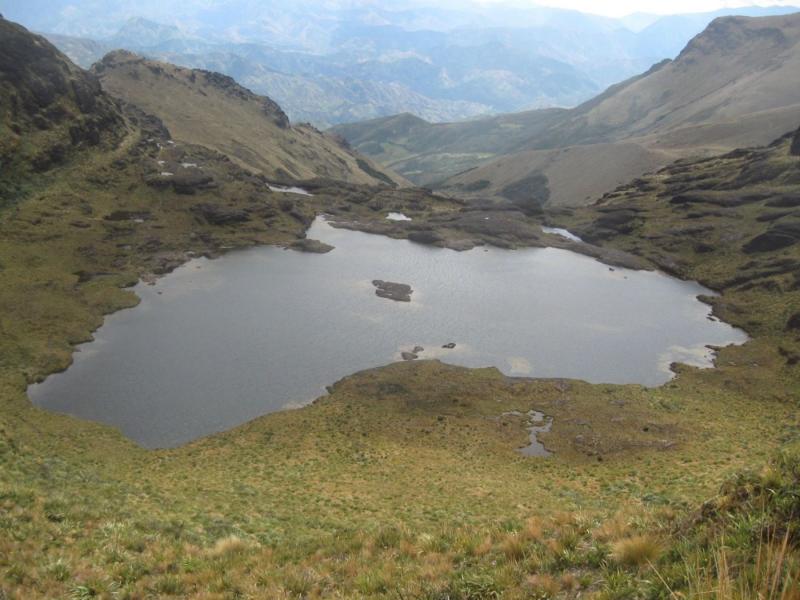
[610,534,663,566]
[526,573,561,597]
[522,516,545,542]
[501,532,527,561]
[208,535,254,558]
[592,513,632,543]
[678,532,800,600]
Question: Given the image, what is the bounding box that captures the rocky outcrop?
[191,203,250,226]
[146,167,215,195]
[743,221,800,253]
[500,173,550,215]
[791,127,800,156]
[372,280,413,302]
[0,19,125,182]
[289,239,334,253]
[407,230,444,245]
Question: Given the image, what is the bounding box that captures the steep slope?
[0,17,126,205]
[341,13,800,205]
[532,13,800,149]
[441,14,800,206]
[91,51,406,187]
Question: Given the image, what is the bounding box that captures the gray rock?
[401,352,418,361]
[191,203,249,226]
[372,280,413,302]
[289,239,334,254]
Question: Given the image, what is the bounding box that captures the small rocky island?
[289,238,334,253]
[372,280,413,302]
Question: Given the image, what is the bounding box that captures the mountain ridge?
[337,12,800,205]
[25,3,800,127]
[91,49,407,186]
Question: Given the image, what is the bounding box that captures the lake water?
[29,218,747,448]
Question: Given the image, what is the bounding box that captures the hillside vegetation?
[0,15,799,600]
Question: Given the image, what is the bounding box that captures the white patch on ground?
[542,227,583,242]
[386,212,412,221]
[268,184,313,196]
[281,400,307,410]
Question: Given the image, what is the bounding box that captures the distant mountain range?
[334,12,800,208]
[3,1,799,127]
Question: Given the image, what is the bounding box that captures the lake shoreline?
[28,215,747,450]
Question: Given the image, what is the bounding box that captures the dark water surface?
[29,218,747,448]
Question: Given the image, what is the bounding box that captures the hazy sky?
[484,0,800,17]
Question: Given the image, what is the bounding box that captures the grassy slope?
[92,51,408,188]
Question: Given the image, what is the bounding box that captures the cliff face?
[0,18,127,203]
[0,19,125,159]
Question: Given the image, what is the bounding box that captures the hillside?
[437,13,800,206]
[331,109,570,187]
[91,50,407,187]
[340,13,800,206]
[524,13,800,149]
[0,19,126,205]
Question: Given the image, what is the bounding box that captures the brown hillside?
[92,50,407,187]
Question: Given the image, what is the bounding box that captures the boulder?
[408,230,444,245]
[372,280,413,302]
[289,239,334,254]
